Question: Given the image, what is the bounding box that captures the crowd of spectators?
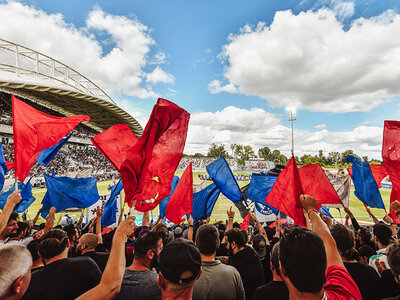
[178,157,239,170]
[1,188,400,299]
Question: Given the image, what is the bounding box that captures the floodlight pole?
[288,112,296,156]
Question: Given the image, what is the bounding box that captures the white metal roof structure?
[0,38,143,136]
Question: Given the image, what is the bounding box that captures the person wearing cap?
[158,238,202,300]
[225,228,265,300]
[370,223,394,274]
[193,224,245,300]
[252,234,273,283]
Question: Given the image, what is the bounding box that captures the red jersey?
[324,265,362,300]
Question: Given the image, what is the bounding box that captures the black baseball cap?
[159,238,201,284]
[252,234,267,257]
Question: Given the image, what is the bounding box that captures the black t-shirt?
[344,262,380,300]
[381,269,400,299]
[22,257,101,300]
[252,281,289,300]
[83,251,109,273]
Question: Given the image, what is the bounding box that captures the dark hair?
[152,223,169,245]
[271,242,280,276]
[15,221,29,236]
[134,226,143,239]
[387,240,400,280]
[358,245,376,260]
[357,227,371,244]
[225,228,246,248]
[38,229,69,259]
[218,230,225,243]
[27,239,41,261]
[63,224,77,242]
[330,224,358,261]
[217,223,226,232]
[8,211,18,223]
[280,226,326,293]
[196,224,219,255]
[373,223,393,246]
[233,222,240,229]
[103,229,116,251]
[134,232,161,259]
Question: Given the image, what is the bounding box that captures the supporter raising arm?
[0,190,22,235]
[77,216,136,300]
[364,204,379,225]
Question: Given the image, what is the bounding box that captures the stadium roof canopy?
[0,38,143,136]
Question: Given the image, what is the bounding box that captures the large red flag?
[121,98,190,211]
[165,163,193,224]
[299,164,342,206]
[265,157,306,226]
[347,165,388,188]
[382,121,400,222]
[12,95,90,181]
[91,124,138,171]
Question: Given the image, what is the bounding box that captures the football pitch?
[24,171,391,225]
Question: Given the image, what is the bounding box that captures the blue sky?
[1,0,400,158]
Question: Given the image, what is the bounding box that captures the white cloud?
[314,124,327,129]
[299,0,355,21]
[184,106,383,159]
[0,1,174,98]
[212,9,400,113]
[146,66,175,84]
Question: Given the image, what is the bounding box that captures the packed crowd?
[178,158,238,170]
[1,189,400,300]
[2,144,115,179]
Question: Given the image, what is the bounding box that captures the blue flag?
[36,132,73,165]
[159,176,180,218]
[319,206,333,219]
[247,173,277,205]
[101,179,123,228]
[41,174,99,217]
[346,155,385,209]
[0,142,8,192]
[190,183,220,224]
[0,180,35,213]
[206,158,243,203]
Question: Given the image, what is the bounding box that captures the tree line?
[183,143,382,167]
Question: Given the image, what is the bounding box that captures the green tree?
[341,150,360,164]
[231,144,255,165]
[258,146,272,161]
[193,153,205,158]
[207,143,229,158]
[326,152,340,166]
[362,156,369,163]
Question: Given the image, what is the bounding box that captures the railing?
[0,38,115,104]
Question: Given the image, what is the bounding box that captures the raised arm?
[225,206,235,232]
[301,194,344,268]
[383,214,398,237]
[343,206,360,231]
[0,190,22,234]
[364,204,379,224]
[76,216,136,300]
[96,206,104,244]
[251,213,270,245]
[43,207,56,233]
[188,215,194,242]
[32,208,42,226]
[142,211,150,228]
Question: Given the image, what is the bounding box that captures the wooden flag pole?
[14,177,18,191]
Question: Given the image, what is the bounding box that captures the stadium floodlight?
[288,111,296,156]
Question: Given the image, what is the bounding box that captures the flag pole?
[14,176,18,191]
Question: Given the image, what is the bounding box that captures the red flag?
[347,165,387,188]
[382,121,400,222]
[91,124,138,171]
[165,163,193,224]
[265,157,306,226]
[299,164,342,206]
[121,98,190,211]
[370,165,388,188]
[12,95,90,181]
[240,213,251,230]
[5,161,14,171]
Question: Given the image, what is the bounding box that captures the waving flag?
[240,213,251,230]
[346,155,385,209]
[165,164,193,224]
[299,164,342,206]
[120,98,190,211]
[348,164,388,188]
[206,158,243,203]
[319,206,333,219]
[190,183,220,224]
[41,174,99,218]
[0,142,9,192]
[159,176,180,219]
[247,173,277,205]
[0,181,35,213]
[382,121,400,222]
[12,95,90,182]
[254,202,278,223]
[265,157,305,226]
[91,124,138,172]
[36,132,73,165]
[324,169,351,208]
[102,179,124,228]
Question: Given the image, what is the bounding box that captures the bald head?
[79,233,98,250]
